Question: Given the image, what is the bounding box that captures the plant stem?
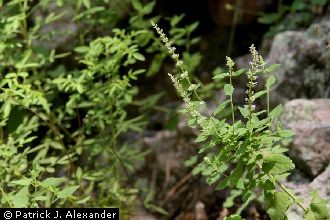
[274,177,307,212]
[0,186,13,208]
[229,72,235,136]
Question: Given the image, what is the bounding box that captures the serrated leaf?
[213,100,230,116]
[57,186,79,199]
[224,84,234,96]
[11,178,32,186]
[305,193,330,220]
[278,130,295,138]
[266,75,276,88]
[262,154,295,175]
[266,191,293,220]
[269,104,283,118]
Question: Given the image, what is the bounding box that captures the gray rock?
[281,99,330,177]
[267,17,330,104]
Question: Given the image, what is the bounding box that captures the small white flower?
[180,71,188,79]
[176,60,183,67]
[188,84,197,91]
[165,41,172,48]
[169,47,176,54]
[172,54,179,59]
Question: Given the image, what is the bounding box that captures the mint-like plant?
[151,21,329,220]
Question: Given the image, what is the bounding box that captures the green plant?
[151,21,330,219]
[259,0,329,36]
[0,0,151,214]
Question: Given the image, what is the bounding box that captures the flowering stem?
[229,73,235,136]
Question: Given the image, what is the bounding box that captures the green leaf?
[278,130,295,138]
[233,69,245,76]
[266,64,281,73]
[147,53,166,76]
[74,46,89,53]
[223,190,242,208]
[254,90,267,99]
[57,186,79,199]
[239,107,249,118]
[263,179,276,191]
[187,21,199,32]
[216,177,229,190]
[230,161,244,188]
[133,52,145,61]
[195,132,208,142]
[258,13,280,24]
[184,156,198,167]
[262,153,295,175]
[76,196,91,204]
[213,72,228,79]
[11,178,32,186]
[11,186,29,208]
[266,191,293,220]
[34,196,49,201]
[269,104,283,118]
[42,177,65,188]
[145,204,169,215]
[213,100,230,116]
[132,0,143,11]
[266,75,276,88]
[305,192,330,220]
[82,0,91,8]
[224,84,234,96]
[170,14,185,27]
[142,1,156,14]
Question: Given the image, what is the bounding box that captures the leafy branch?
[151,21,329,220]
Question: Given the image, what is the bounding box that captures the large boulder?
[281,99,330,177]
[267,17,330,104]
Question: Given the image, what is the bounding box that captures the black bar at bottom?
[0,208,119,220]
